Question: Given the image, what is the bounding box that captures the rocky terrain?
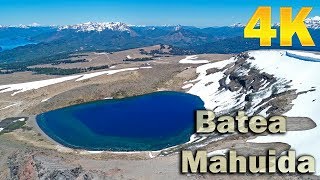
[0,48,319,179]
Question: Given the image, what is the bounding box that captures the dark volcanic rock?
[7,154,19,180]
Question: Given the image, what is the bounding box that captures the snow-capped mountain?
[0,23,42,29]
[304,16,320,29]
[18,22,41,28]
[2,17,320,30]
[15,23,42,28]
[174,25,182,31]
[230,23,245,28]
[273,22,280,27]
[58,22,131,32]
[230,16,320,29]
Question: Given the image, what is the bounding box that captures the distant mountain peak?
[230,23,245,28]
[305,16,320,29]
[0,23,41,29]
[58,22,131,32]
[29,22,41,27]
[18,23,41,28]
[174,25,183,31]
[274,16,320,29]
[229,16,320,29]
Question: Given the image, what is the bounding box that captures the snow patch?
[148,152,156,158]
[258,106,271,117]
[0,67,146,95]
[207,149,228,157]
[76,68,139,81]
[187,58,241,114]
[0,75,82,96]
[0,103,19,110]
[41,98,50,102]
[286,51,320,62]
[13,118,26,123]
[245,50,320,175]
[179,55,209,64]
[182,84,193,89]
[140,66,152,69]
[187,50,320,174]
[18,118,26,121]
[86,151,104,154]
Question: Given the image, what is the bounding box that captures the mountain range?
[1,17,320,65]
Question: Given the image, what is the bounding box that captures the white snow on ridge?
[59,22,131,32]
[41,98,50,102]
[0,67,148,96]
[179,55,209,64]
[287,50,320,59]
[140,66,152,69]
[182,84,193,89]
[0,75,82,96]
[187,58,240,113]
[75,68,139,81]
[286,50,320,62]
[247,50,319,92]
[187,50,320,174]
[243,50,320,175]
[207,149,228,157]
[305,16,320,29]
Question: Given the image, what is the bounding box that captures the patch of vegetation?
[139,44,172,56]
[29,67,85,75]
[28,64,110,75]
[0,53,89,74]
[123,57,153,62]
[0,117,28,136]
[87,65,109,71]
[51,59,88,65]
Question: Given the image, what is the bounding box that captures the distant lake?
[36,91,205,151]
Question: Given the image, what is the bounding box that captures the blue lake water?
[36,91,205,151]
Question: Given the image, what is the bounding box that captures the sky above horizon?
[1,0,320,26]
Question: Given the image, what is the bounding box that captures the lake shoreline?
[31,91,205,155]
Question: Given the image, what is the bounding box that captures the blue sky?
[1,0,320,26]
